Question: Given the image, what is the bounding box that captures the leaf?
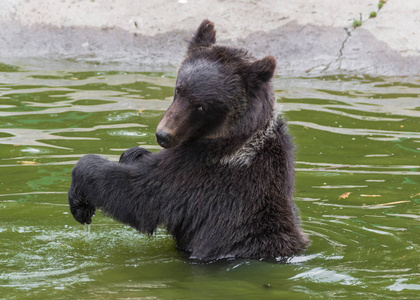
[18,161,39,165]
[361,194,381,197]
[338,192,351,200]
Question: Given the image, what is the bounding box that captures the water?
[0,62,419,299]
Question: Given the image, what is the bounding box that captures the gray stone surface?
[1,0,419,75]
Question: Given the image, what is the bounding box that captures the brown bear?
[68,20,309,261]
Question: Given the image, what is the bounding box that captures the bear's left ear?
[248,56,277,84]
[188,19,216,53]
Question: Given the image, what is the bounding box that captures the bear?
[68,19,309,261]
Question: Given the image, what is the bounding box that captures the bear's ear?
[249,56,277,83]
[188,19,216,53]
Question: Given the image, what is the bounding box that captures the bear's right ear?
[188,19,216,53]
[249,56,277,83]
[242,56,276,90]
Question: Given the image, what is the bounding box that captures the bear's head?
[156,20,276,149]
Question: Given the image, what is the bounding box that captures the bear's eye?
[197,106,203,111]
[175,87,180,95]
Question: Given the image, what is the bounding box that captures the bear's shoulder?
[220,111,289,167]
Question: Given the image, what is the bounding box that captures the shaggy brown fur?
[68,20,309,261]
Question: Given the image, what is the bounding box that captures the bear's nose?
[156,130,173,148]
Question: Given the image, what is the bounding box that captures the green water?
[0,62,419,299]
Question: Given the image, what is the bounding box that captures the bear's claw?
[68,188,96,225]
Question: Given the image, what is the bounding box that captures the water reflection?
[0,66,419,299]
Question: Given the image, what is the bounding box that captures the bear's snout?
[156,130,173,148]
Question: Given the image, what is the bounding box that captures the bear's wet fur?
[68,19,309,261]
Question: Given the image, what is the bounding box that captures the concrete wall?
[1,0,419,75]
